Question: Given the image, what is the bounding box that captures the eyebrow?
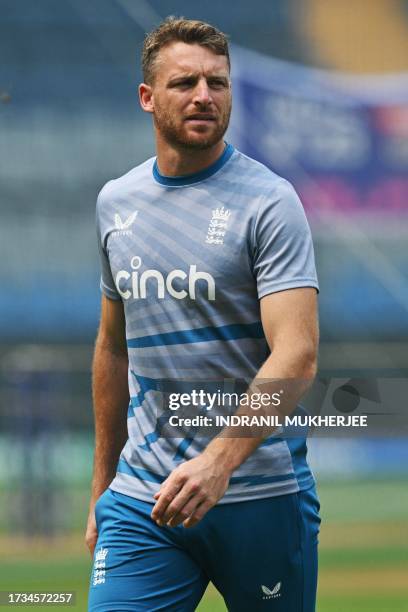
[167,73,229,86]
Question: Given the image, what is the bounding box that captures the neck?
[155,136,226,177]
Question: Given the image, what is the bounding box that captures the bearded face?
[152,96,231,150]
[147,42,232,152]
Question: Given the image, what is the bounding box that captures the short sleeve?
[252,179,319,299]
[96,187,121,301]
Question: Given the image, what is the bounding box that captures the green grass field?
[1,480,407,611]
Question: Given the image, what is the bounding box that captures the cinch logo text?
[115,257,216,301]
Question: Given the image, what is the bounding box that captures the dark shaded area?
[0,0,308,112]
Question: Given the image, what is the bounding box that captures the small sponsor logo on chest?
[111,211,138,237]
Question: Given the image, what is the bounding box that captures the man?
[87,17,320,612]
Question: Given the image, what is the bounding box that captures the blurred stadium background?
[0,0,407,610]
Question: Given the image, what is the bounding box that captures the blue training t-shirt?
[96,144,319,504]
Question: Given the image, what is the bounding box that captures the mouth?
[185,114,216,122]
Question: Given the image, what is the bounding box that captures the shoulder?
[228,148,289,195]
[229,150,303,220]
[96,157,155,210]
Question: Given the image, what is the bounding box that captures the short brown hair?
[142,17,230,84]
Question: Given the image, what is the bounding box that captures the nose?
[192,78,212,106]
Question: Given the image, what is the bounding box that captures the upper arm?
[97,294,127,356]
[252,180,318,299]
[253,179,319,367]
[260,287,319,357]
[96,183,121,302]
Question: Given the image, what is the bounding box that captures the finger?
[151,481,183,524]
[167,492,206,527]
[161,491,195,525]
[183,499,213,529]
[163,486,203,526]
[161,479,202,525]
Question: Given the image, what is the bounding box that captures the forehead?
[155,41,229,81]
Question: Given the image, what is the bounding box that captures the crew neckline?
[153,143,234,187]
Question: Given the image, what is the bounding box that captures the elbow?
[296,343,318,381]
[302,353,318,381]
[96,329,128,359]
[271,340,318,381]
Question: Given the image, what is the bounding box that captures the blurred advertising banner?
[228,46,408,342]
[229,46,408,217]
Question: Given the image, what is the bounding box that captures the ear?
[139,83,154,113]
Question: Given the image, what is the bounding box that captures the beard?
[153,102,231,150]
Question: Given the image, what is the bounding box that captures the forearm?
[151,345,317,528]
[203,345,317,473]
[90,337,129,506]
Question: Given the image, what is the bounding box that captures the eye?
[172,78,195,89]
[208,78,227,89]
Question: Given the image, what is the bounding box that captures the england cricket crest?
[92,547,109,586]
[205,206,231,245]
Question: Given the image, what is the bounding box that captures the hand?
[151,452,231,529]
[85,508,98,557]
